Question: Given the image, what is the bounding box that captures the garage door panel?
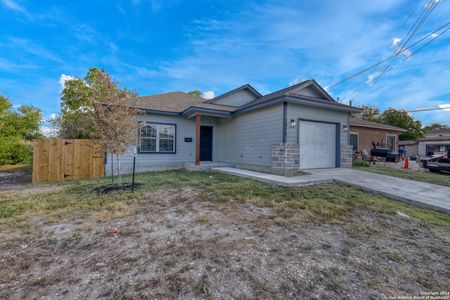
[299,121,336,169]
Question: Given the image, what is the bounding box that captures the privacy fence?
[32,139,104,183]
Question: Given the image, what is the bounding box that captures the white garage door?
[299,120,336,169]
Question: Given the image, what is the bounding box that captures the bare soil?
[0,167,61,195]
[0,185,449,299]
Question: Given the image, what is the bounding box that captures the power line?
[371,0,439,85]
[403,26,450,60]
[406,105,450,113]
[327,21,450,90]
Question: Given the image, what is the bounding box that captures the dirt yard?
[1,179,449,299]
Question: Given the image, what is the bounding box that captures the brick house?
[349,118,406,154]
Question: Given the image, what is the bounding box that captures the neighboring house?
[398,140,419,156]
[411,128,450,157]
[106,80,361,176]
[349,118,406,154]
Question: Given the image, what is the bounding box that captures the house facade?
[106,80,361,176]
[399,128,450,157]
[349,118,406,154]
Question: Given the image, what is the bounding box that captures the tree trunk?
[110,152,114,183]
[116,153,122,184]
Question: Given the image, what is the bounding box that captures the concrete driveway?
[213,167,450,214]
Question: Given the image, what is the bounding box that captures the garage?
[299,120,337,169]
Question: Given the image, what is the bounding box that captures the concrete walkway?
[212,167,450,214]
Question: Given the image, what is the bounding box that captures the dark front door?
[200,126,213,161]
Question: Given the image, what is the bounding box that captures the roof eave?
[182,107,233,118]
[285,96,362,113]
[350,123,407,132]
[235,95,362,115]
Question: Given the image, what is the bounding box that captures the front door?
[200,126,213,161]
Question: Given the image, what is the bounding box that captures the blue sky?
[1,0,449,126]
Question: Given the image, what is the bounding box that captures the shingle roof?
[350,118,407,132]
[136,92,206,113]
[426,128,450,135]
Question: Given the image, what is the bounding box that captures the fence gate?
[32,139,104,183]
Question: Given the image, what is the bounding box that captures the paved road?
[213,167,450,214]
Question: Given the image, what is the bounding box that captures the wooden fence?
[32,139,104,183]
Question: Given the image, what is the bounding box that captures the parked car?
[421,155,450,174]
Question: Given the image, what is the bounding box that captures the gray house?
[106,80,361,176]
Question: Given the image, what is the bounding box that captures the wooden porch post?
[195,112,201,165]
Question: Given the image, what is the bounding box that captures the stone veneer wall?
[340,144,353,168]
[271,143,300,176]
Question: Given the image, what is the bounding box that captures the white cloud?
[0,0,28,15]
[40,126,58,138]
[59,74,75,89]
[391,37,402,47]
[6,37,63,63]
[366,72,378,86]
[202,91,215,100]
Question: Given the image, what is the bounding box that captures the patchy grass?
[1,169,449,230]
[1,169,449,299]
[0,164,31,174]
[356,166,450,187]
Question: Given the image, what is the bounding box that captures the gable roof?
[237,79,334,111]
[349,118,407,132]
[136,80,361,116]
[209,84,262,103]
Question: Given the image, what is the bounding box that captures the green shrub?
[352,160,370,168]
[0,136,32,165]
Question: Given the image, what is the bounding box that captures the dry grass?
[1,170,449,230]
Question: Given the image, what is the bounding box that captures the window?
[387,135,395,152]
[349,133,358,150]
[140,123,176,153]
[440,146,446,152]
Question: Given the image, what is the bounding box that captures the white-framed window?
[140,122,176,153]
[349,132,358,150]
[386,134,396,152]
[440,146,446,152]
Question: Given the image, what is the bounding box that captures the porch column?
[195,112,201,165]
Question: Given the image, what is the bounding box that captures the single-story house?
[400,128,450,157]
[106,80,361,176]
[398,140,419,156]
[349,118,406,153]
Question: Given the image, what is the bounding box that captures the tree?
[88,68,142,182]
[355,105,381,122]
[0,96,42,140]
[381,108,425,140]
[423,123,449,132]
[56,77,95,139]
[0,96,42,165]
[188,90,201,96]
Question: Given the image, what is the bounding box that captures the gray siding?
[291,86,322,98]
[286,104,349,146]
[105,114,221,174]
[219,104,283,167]
[213,89,258,107]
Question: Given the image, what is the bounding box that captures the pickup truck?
[421,154,450,174]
